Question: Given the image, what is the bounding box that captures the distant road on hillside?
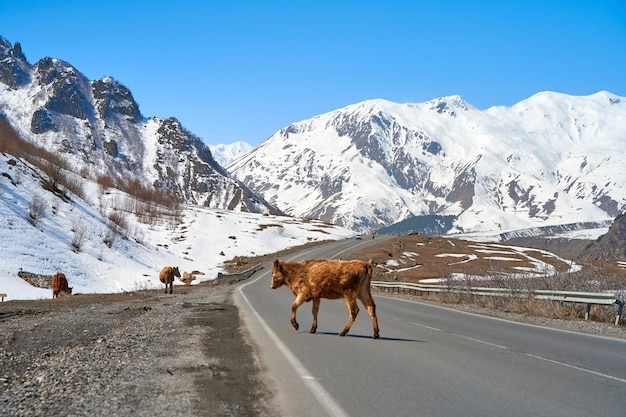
[236,238,626,417]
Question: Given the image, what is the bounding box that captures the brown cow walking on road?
[51,273,72,299]
[159,266,180,294]
[270,258,380,339]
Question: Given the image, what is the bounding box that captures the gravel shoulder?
[0,282,275,417]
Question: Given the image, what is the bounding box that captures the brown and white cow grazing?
[51,273,72,299]
[270,258,380,339]
[159,266,180,294]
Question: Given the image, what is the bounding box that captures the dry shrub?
[2,121,184,234]
[103,228,116,248]
[1,121,85,203]
[108,211,128,237]
[103,178,183,229]
[29,195,47,225]
[71,219,87,251]
[427,264,623,324]
[116,177,182,212]
[61,171,85,200]
[97,174,115,193]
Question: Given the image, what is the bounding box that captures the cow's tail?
[364,259,374,286]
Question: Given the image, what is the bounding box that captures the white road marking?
[453,334,509,350]
[238,276,350,417]
[409,322,442,332]
[524,353,626,384]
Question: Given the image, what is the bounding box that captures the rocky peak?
[0,36,30,88]
[92,77,141,122]
[0,36,11,53]
[11,42,26,61]
[34,57,91,120]
[149,117,272,212]
[35,57,61,85]
[426,95,470,116]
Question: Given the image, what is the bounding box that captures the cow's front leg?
[310,298,320,333]
[291,295,306,331]
[339,298,359,337]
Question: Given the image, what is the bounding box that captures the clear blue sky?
[1,1,625,146]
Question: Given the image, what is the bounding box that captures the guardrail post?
[615,300,625,325]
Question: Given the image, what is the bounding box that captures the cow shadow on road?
[315,331,425,343]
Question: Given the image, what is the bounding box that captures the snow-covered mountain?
[3,36,624,236]
[0,36,273,214]
[228,92,626,233]
[209,141,253,166]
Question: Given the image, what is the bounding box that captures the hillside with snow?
[0,153,354,301]
[0,36,272,214]
[228,92,625,234]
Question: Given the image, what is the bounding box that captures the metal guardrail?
[216,263,263,284]
[371,281,625,325]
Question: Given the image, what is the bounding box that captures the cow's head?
[172,266,181,277]
[67,287,73,295]
[270,260,285,289]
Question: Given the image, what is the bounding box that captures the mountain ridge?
[3,36,624,236]
[228,91,625,233]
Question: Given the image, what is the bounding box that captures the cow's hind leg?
[359,292,380,339]
[290,295,306,331]
[339,297,359,337]
[169,281,173,294]
[310,298,320,333]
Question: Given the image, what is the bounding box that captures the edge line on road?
[238,273,351,417]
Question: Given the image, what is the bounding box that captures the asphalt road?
[236,238,626,417]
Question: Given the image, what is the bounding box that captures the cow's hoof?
[309,328,317,334]
[339,332,346,337]
[292,322,299,331]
